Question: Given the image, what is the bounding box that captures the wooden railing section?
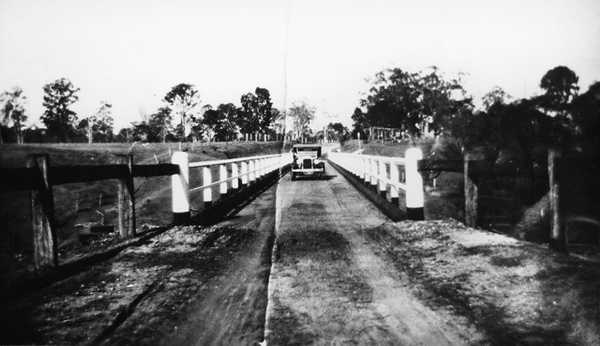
[0,151,292,270]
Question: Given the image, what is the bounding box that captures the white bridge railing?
[328,148,425,220]
[170,151,292,223]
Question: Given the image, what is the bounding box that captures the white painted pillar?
[405,147,424,220]
[249,160,256,182]
[219,164,227,195]
[202,166,213,206]
[241,161,249,185]
[370,158,377,187]
[390,162,400,205]
[231,162,239,190]
[171,151,190,224]
[378,159,387,197]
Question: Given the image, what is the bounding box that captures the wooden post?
[548,149,567,252]
[28,155,58,269]
[118,154,136,237]
[464,153,478,227]
[171,151,190,225]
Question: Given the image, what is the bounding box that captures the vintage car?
[291,144,325,180]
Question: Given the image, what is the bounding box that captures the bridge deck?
[264,162,477,345]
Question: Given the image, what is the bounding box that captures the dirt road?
[264,163,483,345]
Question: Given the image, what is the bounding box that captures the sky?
[1,0,599,130]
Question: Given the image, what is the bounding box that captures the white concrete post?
[370,158,377,187]
[241,161,249,185]
[362,157,369,182]
[171,151,190,224]
[405,147,424,220]
[390,162,400,205]
[202,166,213,207]
[249,160,256,182]
[378,159,387,197]
[231,162,239,190]
[219,164,227,195]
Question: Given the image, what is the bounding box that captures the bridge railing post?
[171,151,190,225]
[378,159,387,198]
[405,148,424,220]
[231,162,239,190]
[219,164,228,196]
[370,158,378,190]
[390,162,400,206]
[249,160,256,182]
[202,166,213,209]
[241,161,249,185]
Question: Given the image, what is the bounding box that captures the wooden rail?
[1,151,291,270]
[328,148,425,220]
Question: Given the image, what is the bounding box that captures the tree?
[237,92,258,136]
[0,86,27,144]
[350,108,368,139]
[236,87,277,138]
[536,66,580,150]
[326,122,350,143]
[540,66,579,113]
[482,86,511,111]
[41,78,80,142]
[288,101,315,140]
[357,67,469,140]
[255,87,274,131]
[148,106,173,143]
[571,82,600,156]
[163,83,201,141]
[79,101,114,143]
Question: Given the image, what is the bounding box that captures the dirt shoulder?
[368,219,600,345]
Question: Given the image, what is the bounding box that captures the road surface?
[263,163,480,345]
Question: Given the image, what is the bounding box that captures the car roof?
[292,144,321,148]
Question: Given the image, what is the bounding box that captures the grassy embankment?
[0,142,284,269]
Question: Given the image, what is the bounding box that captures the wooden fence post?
[28,154,58,268]
[171,151,190,225]
[118,154,136,237]
[548,149,567,252]
[405,148,424,220]
[464,153,478,227]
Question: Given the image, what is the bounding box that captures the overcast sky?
[1,0,599,130]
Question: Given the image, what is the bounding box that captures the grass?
[0,141,284,272]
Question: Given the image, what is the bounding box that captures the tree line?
[0,79,320,144]
[351,65,599,164]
